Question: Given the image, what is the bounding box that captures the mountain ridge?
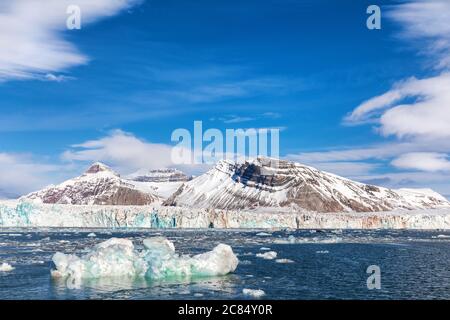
[163,157,450,212]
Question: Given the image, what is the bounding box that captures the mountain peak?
[84,162,116,175]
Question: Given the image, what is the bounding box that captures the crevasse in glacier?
[51,237,239,289]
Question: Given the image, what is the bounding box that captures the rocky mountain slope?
[23,163,160,205]
[164,157,450,212]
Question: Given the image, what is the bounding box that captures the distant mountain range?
[22,158,450,212]
[126,168,191,183]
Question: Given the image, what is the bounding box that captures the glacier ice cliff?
[51,236,239,289]
[2,200,450,229]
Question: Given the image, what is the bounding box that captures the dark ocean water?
[1,228,450,300]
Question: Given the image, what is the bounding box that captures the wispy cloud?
[386,0,450,69]
[0,0,141,81]
[391,152,450,172]
[301,0,450,193]
[345,73,450,139]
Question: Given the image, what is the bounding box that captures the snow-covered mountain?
[127,168,191,183]
[23,162,160,205]
[164,157,450,212]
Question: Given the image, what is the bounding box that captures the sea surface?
[1,228,450,300]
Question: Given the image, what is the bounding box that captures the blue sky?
[1,0,450,197]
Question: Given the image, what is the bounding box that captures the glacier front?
[2,200,450,229]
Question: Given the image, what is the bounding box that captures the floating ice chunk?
[256,251,277,260]
[239,260,252,265]
[243,288,266,298]
[260,247,271,251]
[316,250,329,254]
[436,234,450,238]
[87,233,96,237]
[51,237,238,288]
[0,262,14,272]
[256,232,272,237]
[52,237,145,288]
[275,258,294,263]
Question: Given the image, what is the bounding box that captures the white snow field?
[2,200,450,229]
[51,236,239,289]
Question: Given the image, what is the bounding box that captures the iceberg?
[51,237,239,289]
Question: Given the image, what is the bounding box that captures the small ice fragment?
[87,233,96,237]
[239,260,252,265]
[256,232,272,237]
[275,258,294,263]
[0,263,14,272]
[260,247,271,251]
[288,235,296,243]
[316,250,329,254]
[256,251,277,260]
[436,234,450,238]
[243,288,266,298]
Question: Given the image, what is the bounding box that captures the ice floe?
[256,251,277,260]
[0,262,14,272]
[51,237,238,288]
[242,288,266,298]
[275,258,294,263]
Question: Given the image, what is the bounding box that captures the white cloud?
[386,0,450,69]
[0,0,141,81]
[305,161,379,177]
[346,73,450,139]
[326,0,450,190]
[61,129,177,173]
[0,153,65,198]
[391,152,450,172]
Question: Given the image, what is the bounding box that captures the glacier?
[2,200,450,229]
[51,236,239,289]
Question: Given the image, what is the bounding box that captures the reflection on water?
[2,228,450,299]
[50,273,240,299]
